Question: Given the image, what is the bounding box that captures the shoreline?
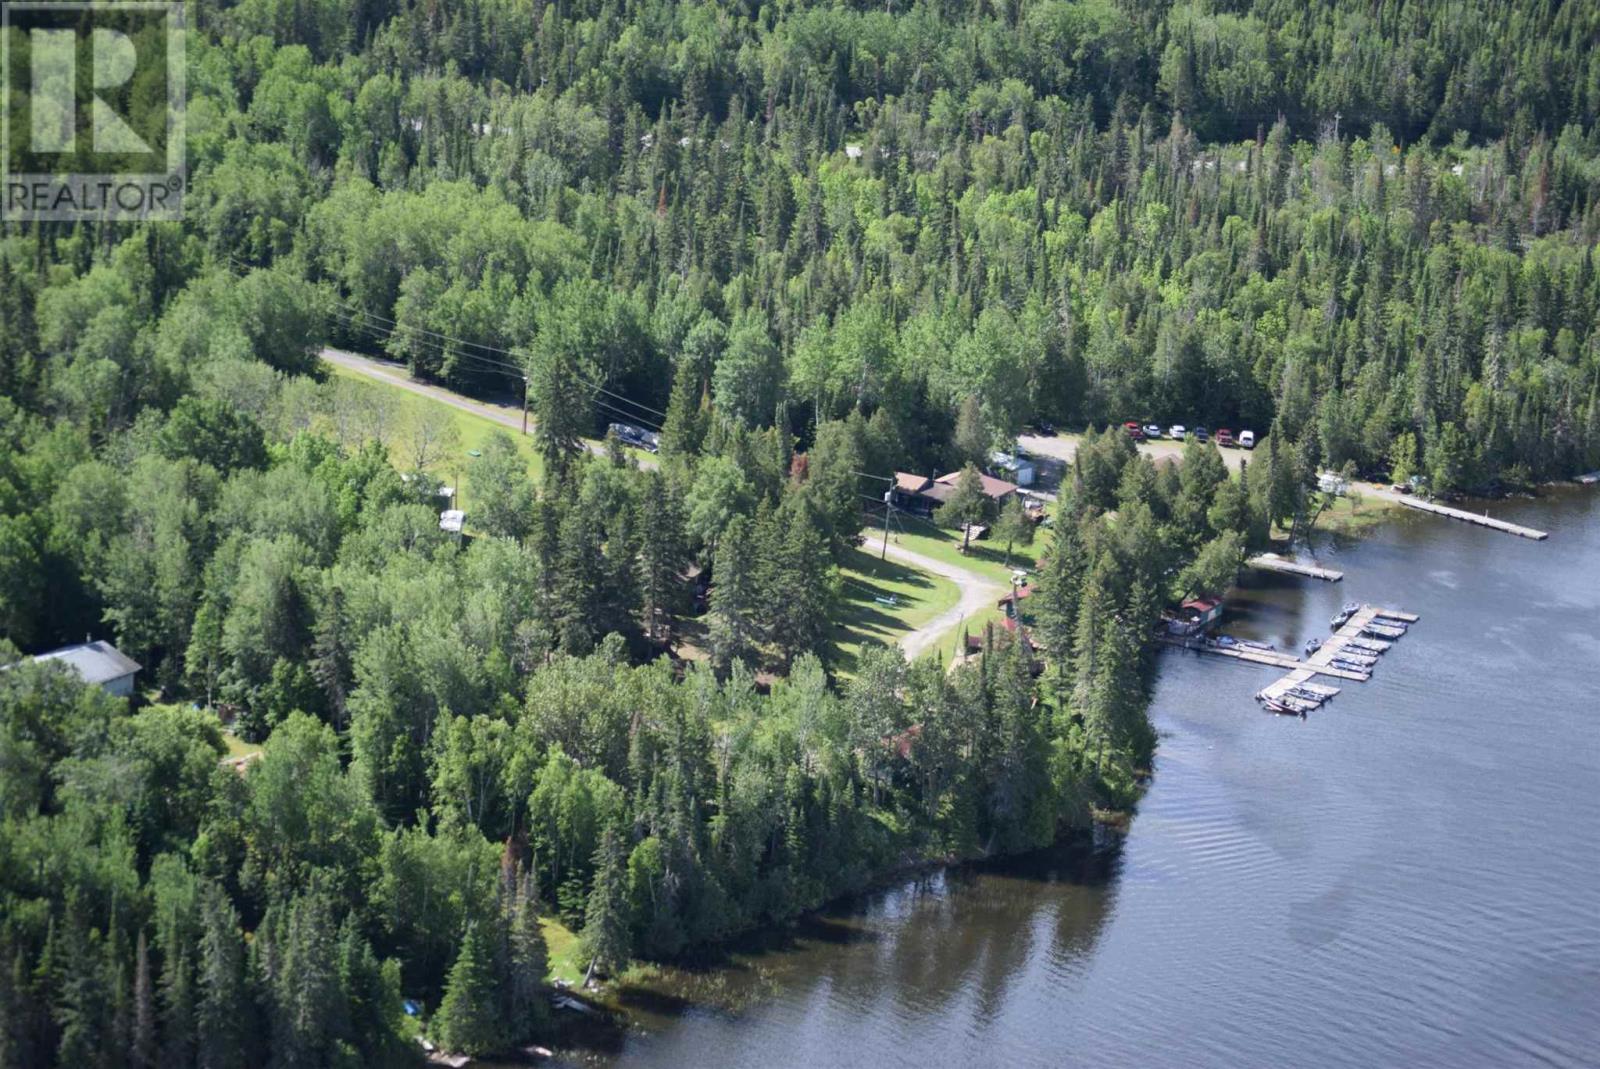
[534,822,1122,1062]
[519,477,1591,1066]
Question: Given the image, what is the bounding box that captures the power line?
[335,307,527,374]
[224,253,669,420]
[330,298,668,419]
[328,306,664,432]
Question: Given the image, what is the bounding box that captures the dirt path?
[876,539,1005,661]
[322,347,657,468]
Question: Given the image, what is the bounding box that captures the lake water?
[560,489,1600,1068]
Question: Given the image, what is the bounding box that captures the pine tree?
[51,913,109,1069]
[133,931,156,1069]
[435,923,509,1057]
[636,472,686,645]
[266,893,341,1069]
[310,585,353,730]
[581,827,632,982]
[157,945,195,1069]
[660,357,706,460]
[195,885,247,1069]
[768,499,834,669]
[500,863,551,1041]
[554,497,605,654]
[707,514,759,670]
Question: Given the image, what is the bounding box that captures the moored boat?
[1330,601,1363,628]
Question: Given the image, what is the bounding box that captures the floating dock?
[1164,605,1419,714]
[1183,640,1372,681]
[1396,497,1548,540]
[1247,553,1344,582]
[1253,605,1417,711]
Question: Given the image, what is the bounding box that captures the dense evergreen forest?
[4,0,1600,1063]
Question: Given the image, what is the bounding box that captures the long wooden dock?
[1165,604,1418,714]
[1247,553,1344,582]
[1397,497,1548,540]
[1255,605,1417,709]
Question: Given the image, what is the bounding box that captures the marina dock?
[1397,497,1548,540]
[1255,606,1417,711]
[1247,553,1345,581]
[1166,604,1419,714]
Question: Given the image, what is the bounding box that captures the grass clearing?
[1310,493,1400,537]
[222,732,263,760]
[540,916,585,985]
[920,603,1009,665]
[868,515,1042,586]
[327,363,546,506]
[831,547,961,676]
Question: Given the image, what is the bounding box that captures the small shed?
[439,509,465,534]
[31,640,141,696]
[1167,597,1224,637]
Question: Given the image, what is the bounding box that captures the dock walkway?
[1168,604,1419,713]
[1247,553,1344,582]
[1396,497,1548,540]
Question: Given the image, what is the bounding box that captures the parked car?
[1122,421,1145,440]
[1215,429,1235,447]
[1193,427,1210,443]
[1169,424,1187,440]
[608,422,661,453]
[1143,423,1162,440]
[1238,429,1256,449]
[1031,420,1056,436]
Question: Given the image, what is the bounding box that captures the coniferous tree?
[500,863,550,1040]
[133,931,156,1069]
[581,827,632,982]
[660,358,707,460]
[434,922,507,1057]
[636,472,686,645]
[767,500,834,669]
[195,885,247,1069]
[936,465,989,552]
[707,514,760,670]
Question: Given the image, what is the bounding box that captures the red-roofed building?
[1167,596,1224,636]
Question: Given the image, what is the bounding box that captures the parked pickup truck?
[1122,421,1145,440]
[1214,428,1235,447]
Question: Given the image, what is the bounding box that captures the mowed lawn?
[831,547,961,676]
[327,362,545,508]
[870,515,1043,586]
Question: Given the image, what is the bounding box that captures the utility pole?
[881,490,894,560]
[520,377,530,435]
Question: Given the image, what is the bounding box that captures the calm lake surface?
[561,490,1600,1068]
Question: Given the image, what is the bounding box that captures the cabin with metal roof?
[30,640,141,696]
[891,469,1019,515]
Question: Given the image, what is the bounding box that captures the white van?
[1238,429,1256,449]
